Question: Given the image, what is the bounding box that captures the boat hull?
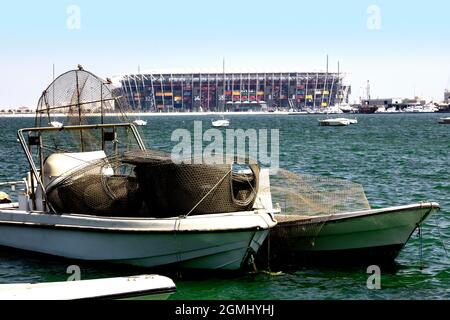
[0,274,176,300]
[258,203,439,266]
[0,210,275,271]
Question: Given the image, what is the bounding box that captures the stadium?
[119,69,351,112]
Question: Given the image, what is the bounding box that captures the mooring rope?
[433,212,449,261]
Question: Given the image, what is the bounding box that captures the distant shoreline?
[0,111,447,118]
[0,111,292,118]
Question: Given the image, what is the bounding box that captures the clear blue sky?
[1,0,449,107]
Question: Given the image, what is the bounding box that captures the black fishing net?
[46,150,260,217]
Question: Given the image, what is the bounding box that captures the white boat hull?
[260,202,439,264]
[0,274,176,300]
[212,119,230,127]
[0,210,276,270]
[318,118,351,126]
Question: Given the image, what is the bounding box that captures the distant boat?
[213,58,230,128]
[0,274,176,300]
[49,121,63,128]
[438,117,450,124]
[212,119,230,127]
[133,119,147,126]
[319,118,352,126]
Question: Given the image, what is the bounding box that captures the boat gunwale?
[274,202,439,226]
[0,209,278,233]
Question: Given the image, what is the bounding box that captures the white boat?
[438,117,450,124]
[133,119,147,126]
[0,274,176,300]
[319,118,350,126]
[49,121,63,128]
[0,68,278,271]
[261,202,439,264]
[212,118,230,127]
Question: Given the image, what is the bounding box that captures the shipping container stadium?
[119,70,351,112]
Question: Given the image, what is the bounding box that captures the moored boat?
[0,68,278,271]
[212,118,230,127]
[264,202,439,264]
[319,118,356,126]
[0,274,176,300]
[256,169,440,266]
[438,117,450,124]
[133,119,147,126]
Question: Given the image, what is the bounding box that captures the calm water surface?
[0,114,448,299]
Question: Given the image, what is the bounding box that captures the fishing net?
[30,68,141,160]
[256,168,371,267]
[34,68,131,150]
[46,150,260,217]
[270,169,370,216]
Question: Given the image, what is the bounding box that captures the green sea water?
[0,113,449,300]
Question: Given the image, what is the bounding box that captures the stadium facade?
[120,70,351,112]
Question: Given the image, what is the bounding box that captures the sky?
[1,0,449,107]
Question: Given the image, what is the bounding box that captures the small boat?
[0,274,176,300]
[319,118,357,126]
[133,119,147,126]
[319,118,350,126]
[260,203,439,265]
[49,121,63,128]
[438,117,450,124]
[0,68,277,271]
[255,169,440,266]
[212,118,230,127]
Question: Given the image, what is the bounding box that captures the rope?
[183,168,232,217]
[418,223,424,270]
[433,212,449,261]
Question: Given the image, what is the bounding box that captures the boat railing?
[16,123,146,213]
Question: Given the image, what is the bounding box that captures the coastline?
[0,111,447,118]
[0,111,291,118]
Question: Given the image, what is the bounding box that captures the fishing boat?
[438,117,450,124]
[0,68,278,271]
[0,274,176,300]
[268,203,439,264]
[256,170,440,266]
